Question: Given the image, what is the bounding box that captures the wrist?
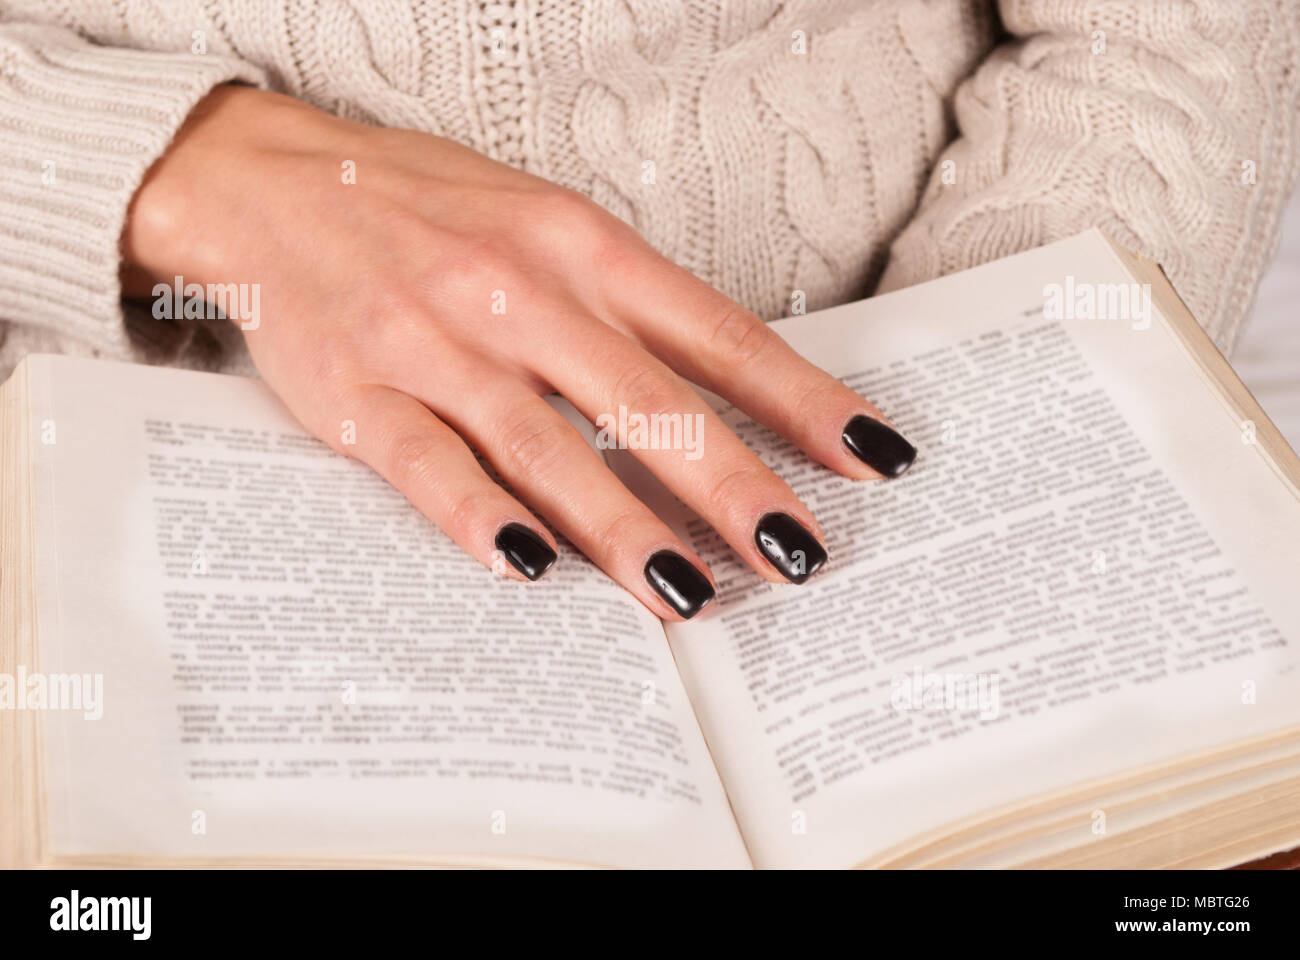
[120,84,353,293]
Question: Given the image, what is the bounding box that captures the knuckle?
[305,343,348,384]
[590,507,648,561]
[441,487,483,537]
[610,362,684,415]
[305,340,366,394]
[384,428,443,489]
[587,217,635,268]
[434,240,509,298]
[494,410,570,477]
[786,373,841,421]
[532,188,613,241]
[370,292,434,352]
[706,306,772,367]
[535,188,636,269]
[534,187,596,222]
[703,461,773,518]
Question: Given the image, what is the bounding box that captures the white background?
[1236,187,1300,448]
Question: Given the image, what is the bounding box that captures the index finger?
[599,252,917,481]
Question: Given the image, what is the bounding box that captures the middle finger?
[536,315,829,585]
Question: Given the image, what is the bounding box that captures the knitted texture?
[0,0,1296,378]
[878,0,1300,356]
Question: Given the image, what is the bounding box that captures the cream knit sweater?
[0,1,1297,379]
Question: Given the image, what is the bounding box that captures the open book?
[4,229,1300,868]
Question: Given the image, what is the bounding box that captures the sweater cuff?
[0,23,267,358]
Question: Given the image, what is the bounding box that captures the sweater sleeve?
[876,0,1300,355]
[0,20,266,367]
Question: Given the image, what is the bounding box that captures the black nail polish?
[494,523,557,581]
[644,551,715,619]
[754,513,827,585]
[842,415,916,478]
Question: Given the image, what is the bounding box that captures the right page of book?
[625,230,1300,868]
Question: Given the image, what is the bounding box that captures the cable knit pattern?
[877,0,1300,355]
[0,0,1295,377]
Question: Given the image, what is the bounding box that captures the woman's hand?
[122,85,915,619]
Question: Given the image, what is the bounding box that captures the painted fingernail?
[842,415,916,478]
[494,523,557,581]
[644,550,715,619]
[754,513,827,584]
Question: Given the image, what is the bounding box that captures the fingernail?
[842,415,916,478]
[494,523,557,581]
[644,550,716,619]
[754,513,827,584]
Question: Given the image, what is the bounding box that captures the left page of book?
[22,355,749,868]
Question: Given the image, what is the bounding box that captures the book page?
[614,231,1300,868]
[24,355,749,868]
